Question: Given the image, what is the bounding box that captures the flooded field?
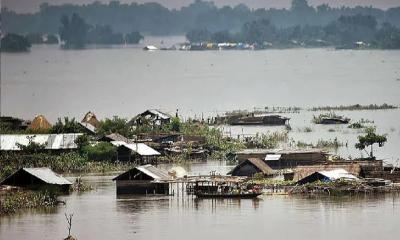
[1,161,400,240]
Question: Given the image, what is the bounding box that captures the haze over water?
[2,37,400,120]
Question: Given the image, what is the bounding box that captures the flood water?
[1,38,400,239]
[1,40,400,162]
[1,161,400,240]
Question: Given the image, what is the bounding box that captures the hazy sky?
[2,0,400,13]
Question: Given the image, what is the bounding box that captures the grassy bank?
[0,152,133,181]
[0,190,58,215]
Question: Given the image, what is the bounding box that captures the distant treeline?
[186,15,400,49]
[1,13,144,51]
[2,0,400,35]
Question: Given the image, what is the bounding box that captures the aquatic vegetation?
[296,138,343,149]
[348,122,365,129]
[70,177,93,192]
[312,112,350,124]
[0,190,58,215]
[244,131,289,149]
[310,103,397,111]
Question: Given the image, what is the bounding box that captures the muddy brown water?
[1,161,400,240]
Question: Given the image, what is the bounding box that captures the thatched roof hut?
[292,164,362,182]
[28,115,52,131]
[228,158,276,177]
[81,111,100,128]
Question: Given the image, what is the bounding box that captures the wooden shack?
[0,167,72,192]
[113,165,172,195]
[228,158,276,177]
[230,115,290,126]
[111,141,161,163]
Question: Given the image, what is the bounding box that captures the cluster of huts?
[0,109,208,164]
[228,148,400,186]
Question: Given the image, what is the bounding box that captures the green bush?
[82,142,117,161]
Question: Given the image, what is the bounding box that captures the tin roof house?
[1,167,72,192]
[113,164,172,195]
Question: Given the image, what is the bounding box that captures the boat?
[194,191,262,199]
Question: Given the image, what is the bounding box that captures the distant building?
[228,158,276,177]
[131,109,172,127]
[113,164,172,195]
[0,167,72,192]
[0,134,82,151]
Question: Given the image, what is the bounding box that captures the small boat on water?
[195,191,262,199]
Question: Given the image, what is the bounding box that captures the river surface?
[1,40,400,162]
[1,161,400,240]
[1,38,400,239]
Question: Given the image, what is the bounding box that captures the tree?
[125,31,144,44]
[374,22,400,49]
[59,13,90,48]
[186,28,211,42]
[355,127,387,159]
[16,136,46,154]
[74,134,90,152]
[51,117,83,133]
[98,116,132,137]
[241,19,276,44]
[0,33,31,52]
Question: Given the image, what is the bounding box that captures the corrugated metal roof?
[147,109,171,120]
[112,164,172,181]
[318,169,358,181]
[80,122,97,133]
[0,134,82,151]
[265,154,281,161]
[1,168,72,185]
[111,141,160,156]
[136,165,172,181]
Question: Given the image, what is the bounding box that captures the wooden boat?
[195,191,262,199]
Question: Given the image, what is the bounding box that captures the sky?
[2,0,400,13]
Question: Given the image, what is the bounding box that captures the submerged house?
[296,169,358,185]
[111,141,161,163]
[131,109,172,127]
[235,149,328,168]
[292,164,362,182]
[0,167,72,192]
[228,158,276,177]
[230,114,290,126]
[113,164,172,195]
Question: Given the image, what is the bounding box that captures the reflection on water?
[1,161,400,240]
